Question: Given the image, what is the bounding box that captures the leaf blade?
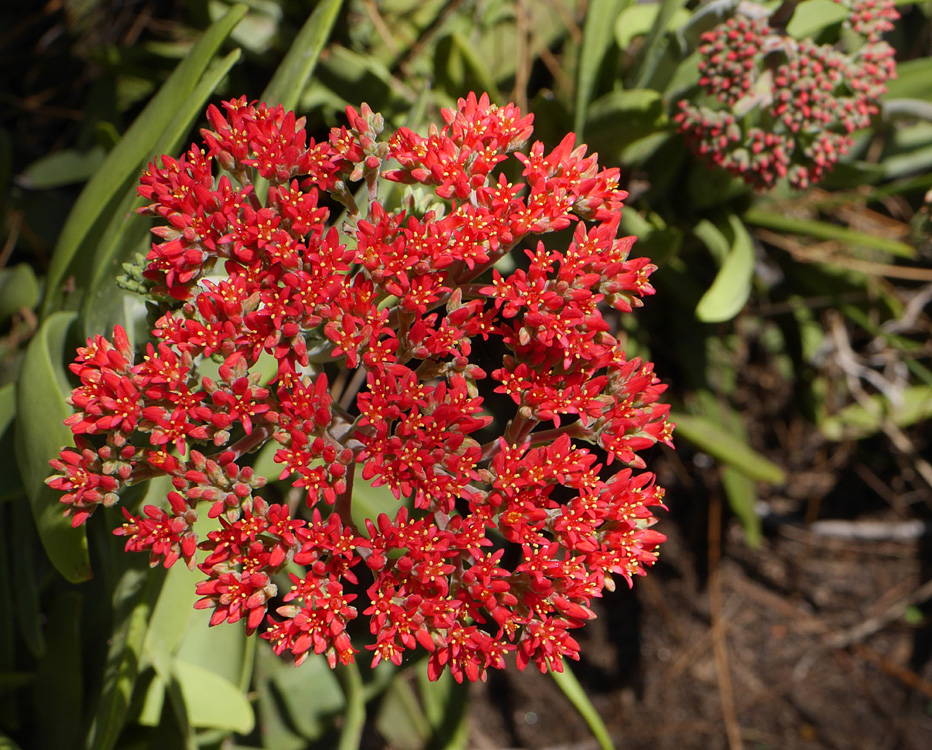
[550,666,615,750]
[41,4,248,317]
[80,48,243,336]
[671,411,786,484]
[575,0,632,135]
[695,214,755,323]
[261,0,343,109]
[14,311,91,583]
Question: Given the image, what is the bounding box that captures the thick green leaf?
[144,560,198,667]
[351,472,405,533]
[262,0,343,110]
[820,385,932,441]
[884,58,932,101]
[139,501,253,735]
[785,0,847,39]
[19,147,107,189]
[375,677,431,750]
[695,214,755,323]
[550,666,615,750]
[174,598,250,689]
[86,563,167,750]
[81,48,242,337]
[0,265,40,324]
[263,650,344,740]
[0,733,22,750]
[41,4,247,317]
[32,592,83,750]
[575,0,633,135]
[146,643,196,750]
[86,481,172,750]
[671,411,786,484]
[692,218,729,264]
[171,660,254,733]
[14,311,91,583]
[417,663,469,750]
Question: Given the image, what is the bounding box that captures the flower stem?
[336,660,366,750]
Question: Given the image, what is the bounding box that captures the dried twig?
[826,576,932,650]
[850,643,932,699]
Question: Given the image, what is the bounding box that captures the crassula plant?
[675,0,898,189]
[46,93,672,683]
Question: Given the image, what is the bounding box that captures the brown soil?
[466,450,932,750]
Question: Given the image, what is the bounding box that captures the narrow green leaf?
[671,411,786,484]
[450,32,501,100]
[0,672,34,695]
[575,0,633,135]
[87,567,167,750]
[743,208,916,259]
[585,89,668,157]
[0,265,40,324]
[14,311,91,583]
[32,591,83,750]
[11,500,45,657]
[0,506,19,731]
[615,3,690,50]
[550,666,615,750]
[820,384,932,441]
[695,214,755,323]
[41,4,248,317]
[261,0,343,109]
[81,48,242,337]
[0,732,22,750]
[0,384,24,503]
[634,0,689,90]
[721,466,761,546]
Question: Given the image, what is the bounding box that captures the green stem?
[336,661,366,750]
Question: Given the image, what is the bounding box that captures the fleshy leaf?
[14,311,91,583]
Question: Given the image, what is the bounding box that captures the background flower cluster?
[675,0,899,189]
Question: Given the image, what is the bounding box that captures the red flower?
[48,92,673,681]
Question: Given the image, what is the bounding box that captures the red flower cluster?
[47,93,671,681]
[674,0,898,190]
